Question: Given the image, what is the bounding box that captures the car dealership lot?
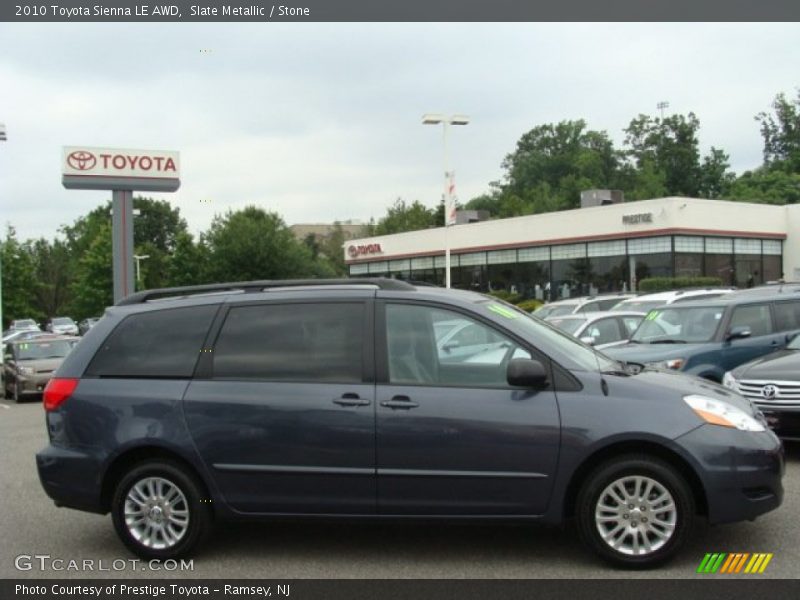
[2,400,798,579]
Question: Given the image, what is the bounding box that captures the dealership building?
[344,196,800,300]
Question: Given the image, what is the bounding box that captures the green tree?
[756,89,800,173]
[167,231,209,287]
[319,222,348,276]
[203,206,326,282]
[1,226,41,328]
[30,237,71,318]
[69,222,113,320]
[373,198,436,235]
[501,119,621,212]
[726,169,800,205]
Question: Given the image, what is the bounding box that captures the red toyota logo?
[347,245,357,258]
[67,150,97,171]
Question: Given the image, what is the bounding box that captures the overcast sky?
[1,22,799,242]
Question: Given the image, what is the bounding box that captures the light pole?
[422,113,470,288]
[1,123,8,381]
[657,101,669,120]
[133,254,150,289]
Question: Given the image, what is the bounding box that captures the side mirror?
[727,326,752,341]
[507,358,549,388]
[580,335,596,346]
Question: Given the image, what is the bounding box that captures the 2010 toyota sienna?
[36,279,784,568]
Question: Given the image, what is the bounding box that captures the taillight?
[43,378,79,411]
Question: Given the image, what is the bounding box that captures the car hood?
[613,367,756,416]
[733,349,800,381]
[602,341,708,364]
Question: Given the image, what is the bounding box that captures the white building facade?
[344,197,800,300]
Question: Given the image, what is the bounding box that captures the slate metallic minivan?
[36,279,784,568]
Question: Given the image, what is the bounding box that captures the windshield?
[480,299,617,372]
[548,317,587,335]
[631,306,724,343]
[15,320,37,327]
[14,340,73,360]
[612,300,666,313]
[788,335,800,350]
[53,318,74,325]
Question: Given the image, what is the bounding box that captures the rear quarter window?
[774,300,800,332]
[85,305,218,378]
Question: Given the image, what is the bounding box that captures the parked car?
[1,330,55,356]
[723,332,800,441]
[78,317,101,335]
[609,289,735,313]
[546,311,646,350]
[533,293,636,320]
[604,291,800,382]
[46,317,79,336]
[8,318,41,333]
[37,279,783,568]
[4,337,77,402]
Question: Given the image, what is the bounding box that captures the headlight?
[16,365,35,376]
[684,394,765,432]
[722,371,738,391]
[646,358,685,370]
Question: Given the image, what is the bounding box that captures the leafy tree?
[756,89,800,173]
[725,169,800,205]
[1,226,41,328]
[30,237,71,318]
[319,222,348,277]
[203,206,329,282]
[167,231,209,287]
[69,222,113,320]
[501,120,621,211]
[373,198,436,235]
[698,147,736,199]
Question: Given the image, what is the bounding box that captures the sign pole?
[111,189,135,304]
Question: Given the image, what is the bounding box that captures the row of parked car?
[532,284,800,440]
[2,316,101,402]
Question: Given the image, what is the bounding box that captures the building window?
[487,249,517,264]
[675,253,703,278]
[411,257,434,270]
[635,253,672,285]
[551,243,586,260]
[763,255,782,282]
[705,254,734,286]
[588,240,626,257]
[518,246,549,262]
[704,237,733,254]
[589,256,628,294]
[674,236,704,253]
[457,252,486,266]
[628,236,671,255]
[734,238,761,255]
[349,263,369,276]
[389,259,411,272]
[762,240,782,255]
[434,255,448,268]
[368,261,389,274]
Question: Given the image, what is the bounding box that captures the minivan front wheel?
[111,460,212,559]
[576,455,694,568]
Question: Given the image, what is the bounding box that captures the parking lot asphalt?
[1,400,798,579]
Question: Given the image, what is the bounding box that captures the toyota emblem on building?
[67,150,97,171]
[347,245,357,258]
[761,384,779,400]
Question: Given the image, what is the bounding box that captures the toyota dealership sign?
[62,146,180,192]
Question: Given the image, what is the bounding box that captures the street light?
[133,254,150,288]
[422,113,470,288]
[1,123,6,379]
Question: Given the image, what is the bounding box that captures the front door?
[375,301,561,515]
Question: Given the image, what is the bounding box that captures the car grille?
[737,379,800,406]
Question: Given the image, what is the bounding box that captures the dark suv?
[36,279,784,568]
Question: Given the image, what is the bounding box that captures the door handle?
[333,393,371,407]
[380,395,420,410]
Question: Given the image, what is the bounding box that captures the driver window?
[387,304,530,387]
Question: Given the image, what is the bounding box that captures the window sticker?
[646,311,659,321]
[487,304,519,319]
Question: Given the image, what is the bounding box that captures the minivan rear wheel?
[111,460,212,559]
[576,455,694,568]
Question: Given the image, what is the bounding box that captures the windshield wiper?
[649,339,687,344]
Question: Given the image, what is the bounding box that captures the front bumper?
[753,404,800,442]
[675,424,784,525]
[15,374,53,395]
[36,444,107,514]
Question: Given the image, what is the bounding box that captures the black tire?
[576,454,695,569]
[111,460,213,560]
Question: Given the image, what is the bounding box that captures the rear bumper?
[36,445,107,514]
[676,425,784,524]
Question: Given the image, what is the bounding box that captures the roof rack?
[116,278,416,306]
